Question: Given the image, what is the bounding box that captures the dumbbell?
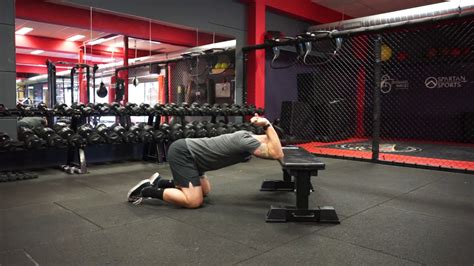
[235,122,247,131]
[80,103,94,116]
[245,104,265,115]
[151,128,166,143]
[139,103,154,115]
[175,103,187,116]
[120,124,139,143]
[18,126,45,149]
[71,103,88,116]
[110,124,128,142]
[34,126,67,148]
[189,102,201,116]
[247,104,256,115]
[220,103,231,116]
[230,104,242,116]
[2,171,37,181]
[194,122,208,138]
[205,123,218,137]
[77,124,104,145]
[126,103,142,115]
[153,103,164,115]
[138,123,156,143]
[53,123,87,147]
[216,121,226,128]
[170,123,184,141]
[255,125,265,135]
[200,103,212,116]
[244,122,258,134]
[226,122,237,133]
[0,104,11,117]
[244,104,255,115]
[94,103,111,115]
[159,123,171,142]
[166,103,178,115]
[0,171,34,182]
[240,105,249,116]
[37,102,55,116]
[174,106,186,116]
[16,103,34,116]
[159,104,170,116]
[129,124,153,143]
[0,132,12,151]
[53,122,68,132]
[216,126,228,136]
[110,102,128,116]
[216,121,227,135]
[139,125,154,143]
[183,123,196,138]
[54,103,74,116]
[210,104,221,116]
[96,124,121,143]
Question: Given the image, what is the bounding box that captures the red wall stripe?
[246,0,266,108]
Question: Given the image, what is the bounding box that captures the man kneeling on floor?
[127,114,284,208]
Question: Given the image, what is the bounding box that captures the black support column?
[372,35,382,161]
[0,0,17,139]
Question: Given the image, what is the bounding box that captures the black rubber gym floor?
[1,158,473,265]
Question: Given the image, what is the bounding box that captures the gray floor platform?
[1,158,473,265]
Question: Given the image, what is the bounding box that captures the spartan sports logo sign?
[425,76,467,89]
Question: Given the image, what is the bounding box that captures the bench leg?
[260,169,314,192]
[295,170,311,209]
[265,170,339,223]
[266,206,340,223]
[283,169,291,182]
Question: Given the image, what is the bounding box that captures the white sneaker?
[127,179,151,203]
[148,172,161,186]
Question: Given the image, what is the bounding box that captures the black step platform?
[264,146,339,223]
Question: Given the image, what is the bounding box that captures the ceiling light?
[113,42,124,48]
[66,34,85,42]
[87,35,120,46]
[30,50,44,55]
[15,27,33,35]
[88,38,107,45]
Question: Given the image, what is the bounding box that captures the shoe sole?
[127,179,151,202]
[148,172,160,185]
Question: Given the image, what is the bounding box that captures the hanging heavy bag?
[97,81,108,98]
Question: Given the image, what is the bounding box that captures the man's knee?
[200,177,211,196]
[202,184,211,196]
[185,197,203,209]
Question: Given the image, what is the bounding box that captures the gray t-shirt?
[185,130,261,172]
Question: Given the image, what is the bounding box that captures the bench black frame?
[262,146,340,223]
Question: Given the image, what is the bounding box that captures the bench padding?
[279,146,325,171]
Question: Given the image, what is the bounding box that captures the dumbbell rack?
[0,106,90,174]
[140,110,253,163]
[65,116,87,174]
[1,103,265,175]
[135,113,167,164]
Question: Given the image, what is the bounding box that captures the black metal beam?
[242,11,474,52]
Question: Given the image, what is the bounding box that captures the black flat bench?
[262,146,340,223]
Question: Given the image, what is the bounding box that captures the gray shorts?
[167,139,204,188]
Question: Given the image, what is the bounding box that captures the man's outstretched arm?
[251,114,284,160]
